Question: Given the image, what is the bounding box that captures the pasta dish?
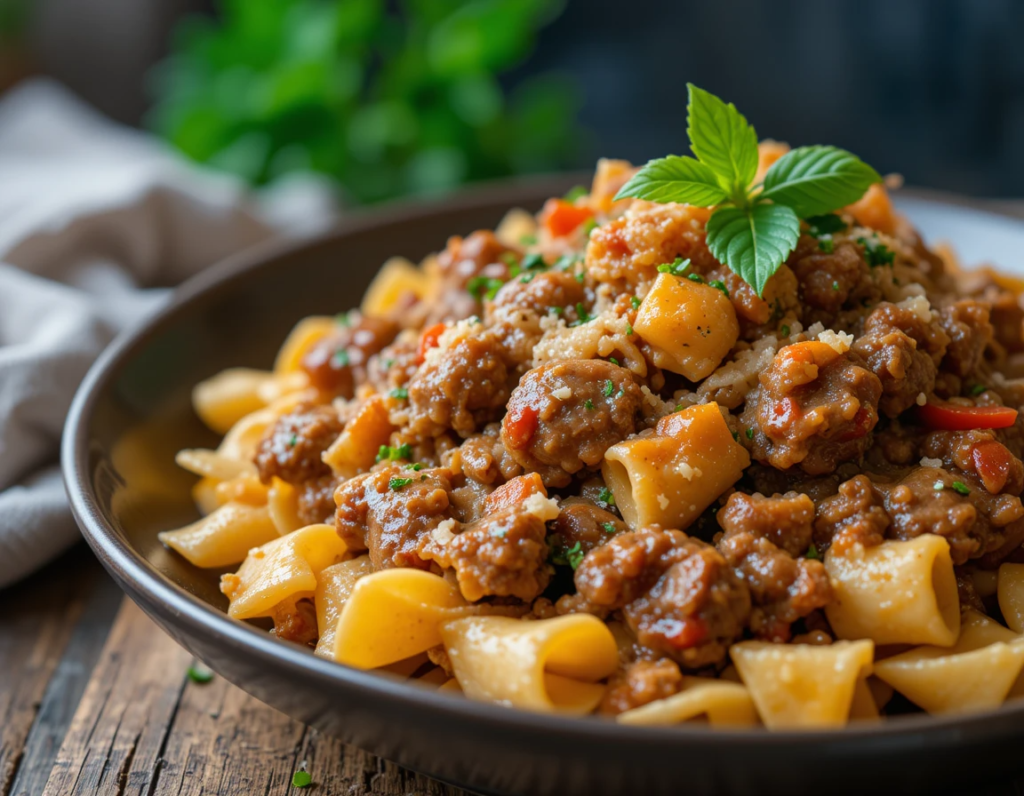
[160,87,1024,729]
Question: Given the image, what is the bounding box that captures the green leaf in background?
[686,83,759,202]
[148,0,581,203]
[760,145,882,218]
[705,202,800,298]
[614,155,728,206]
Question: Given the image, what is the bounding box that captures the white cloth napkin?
[0,78,339,588]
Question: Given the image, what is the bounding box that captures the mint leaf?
[706,203,800,298]
[615,155,728,206]
[760,145,882,218]
[686,83,759,200]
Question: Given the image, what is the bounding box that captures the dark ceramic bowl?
[63,178,1024,796]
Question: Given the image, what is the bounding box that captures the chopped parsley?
[656,257,691,276]
[501,251,519,268]
[687,273,705,284]
[818,237,835,254]
[467,275,504,300]
[625,323,633,335]
[331,349,350,367]
[597,487,616,507]
[376,443,413,463]
[335,312,351,327]
[806,213,847,236]
[858,235,896,267]
[292,770,312,788]
[832,280,840,291]
[187,664,214,684]
[574,269,586,284]
[389,477,414,491]
[584,398,595,410]
[780,324,790,337]
[551,540,585,570]
[570,302,592,326]
[582,218,599,237]
[288,433,298,447]
[382,357,395,369]
[520,233,538,246]
[745,428,754,440]
[405,462,424,471]
[952,481,971,496]
[554,253,580,271]
[389,387,409,400]
[731,430,739,441]
[521,253,547,271]
[805,543,820,560]
[603,380,615,397]
[970,384,987,396]
[630,296,641,310]
[608,356,620,366]
[708,279,729,297]
[520,273,535,283]
[564,185,588,202]
[548,306,564,315]
[602,522,617,534]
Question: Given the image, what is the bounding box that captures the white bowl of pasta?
[64,174,1024,796]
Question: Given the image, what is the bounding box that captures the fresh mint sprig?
[615,84,882,297]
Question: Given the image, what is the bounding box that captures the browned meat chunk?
[573,527,750,668]
[254,403,342,485]
[301,314,400,397]
[813,474,890,554]
[270,598,319,647]
[717,492,832,641]
[489,269,586,317]
[742,344,882,475]
[447,426,524,486]
[296,474,342,525]
[939,300,993,377]
[408,333,510,438]
[548,499,627,558]
[366,336,419,395]
[790,239,871,313]
[428,230,516,323]
[600,658,683,715]
[419,502,552,602]
[334,466,453,570]
[922,429,1024,496]
[852,302,949,417]
[502,360,642,488]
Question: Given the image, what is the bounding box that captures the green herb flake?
[554,254,579,271]
[818,237,835,254]
[805,543,820,560]
[582,218,598,237]
[548,306,563,315]
[584,398,595,410]
[745,428,754,440]
[970,384,987,396]
[630,296,641,310]
[687,273,704,283]
[603,380,614,397]
[383,357,395,369]
[657,256,691,276]
[520,234,538,246]
[389,387,409,400]
[521,253,547,271]
[608,356,620,366]
[625,324,633,335]
[519,273,534,283]
[335,312,351,327]
[288,433,298,448]
[331,349,350,367]
[292,770,312,788]
[952,481,971,496]
[405,462,424,471]
[602,522,617,534]
[731,430,739,441]
[574,269,585,284]
[832,280,840,291]
[389,477,414,491]
[781,324,790,337]
[598,487,616,507]
[807,213,848,236]
[187,664,214,684]
[576,302,591,323]
[564,185,588,202]
[858,235,896,267]
[467,275,505,300]
[708,279,729,297]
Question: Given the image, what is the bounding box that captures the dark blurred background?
[3,0,1024,201]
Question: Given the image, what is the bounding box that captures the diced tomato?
[485,472,547,514]
[918,401,1018,431]
[972,440,1016,494]
[838,406,875,442]
[542,198,594,238]
[664,616,707,650]
[503,404,538,450]
[416,322,447,364]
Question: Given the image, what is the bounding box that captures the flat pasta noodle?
[494,208,539,247]
[158,502,280,569]
[192,368,275,435]
[439,614,618,715]
[273,316,336,374]
[616,676,757,728]
[267,478,304,536]
[360,256,434,318]
[847,678,880,721]
[216,407,279,463]
[825,536,960,646]
[333,568,475,669]
[323,395,395,476]
[222,523,347,619]
[998,563,1024,633]
[730,640,874,729]
[176,448,256,481]
[602,403,749,530]
[313,555,374,660]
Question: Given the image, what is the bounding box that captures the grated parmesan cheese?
[916,392,927,406]
[431,519,457,546]
[817,329,853,354]
[523,492,560,522]
[552,386,572,401]
[676,462,703,481]
[657,494,669,510]
[920,457,943,468]
[806,321,826,338]
[899,295,933,323]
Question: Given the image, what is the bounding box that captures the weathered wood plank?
[40,599,191,796]
[0,547,104,796]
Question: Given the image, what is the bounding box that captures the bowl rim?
[60,176,1024,751]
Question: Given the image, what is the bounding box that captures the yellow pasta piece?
[192,368,275,435]
[313,556,373,660]
[334,569,474,669]
[495,208,539,247]
[730,640,874,729]
[956,608,1019,651]
[603,403,749,531]
[192,476,222,515]
[213,474,268,507]
[617,676,757,727]
[223,524,347,619]
[634,273,739,381]
[274,316,336,375]
[439,614,618,715]
[825,536,960,646]
[158,502,279,569]
[323,395,395,477]
[267,478,304,536]
[176,448,256,481]
[874,639,1024,716]
[361,257,433,319]
[217,407,277,463]
[847,678,880,721]
[998,563,1024,633]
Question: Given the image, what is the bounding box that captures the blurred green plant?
[0,0,28,42]
[148,0,584,203]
